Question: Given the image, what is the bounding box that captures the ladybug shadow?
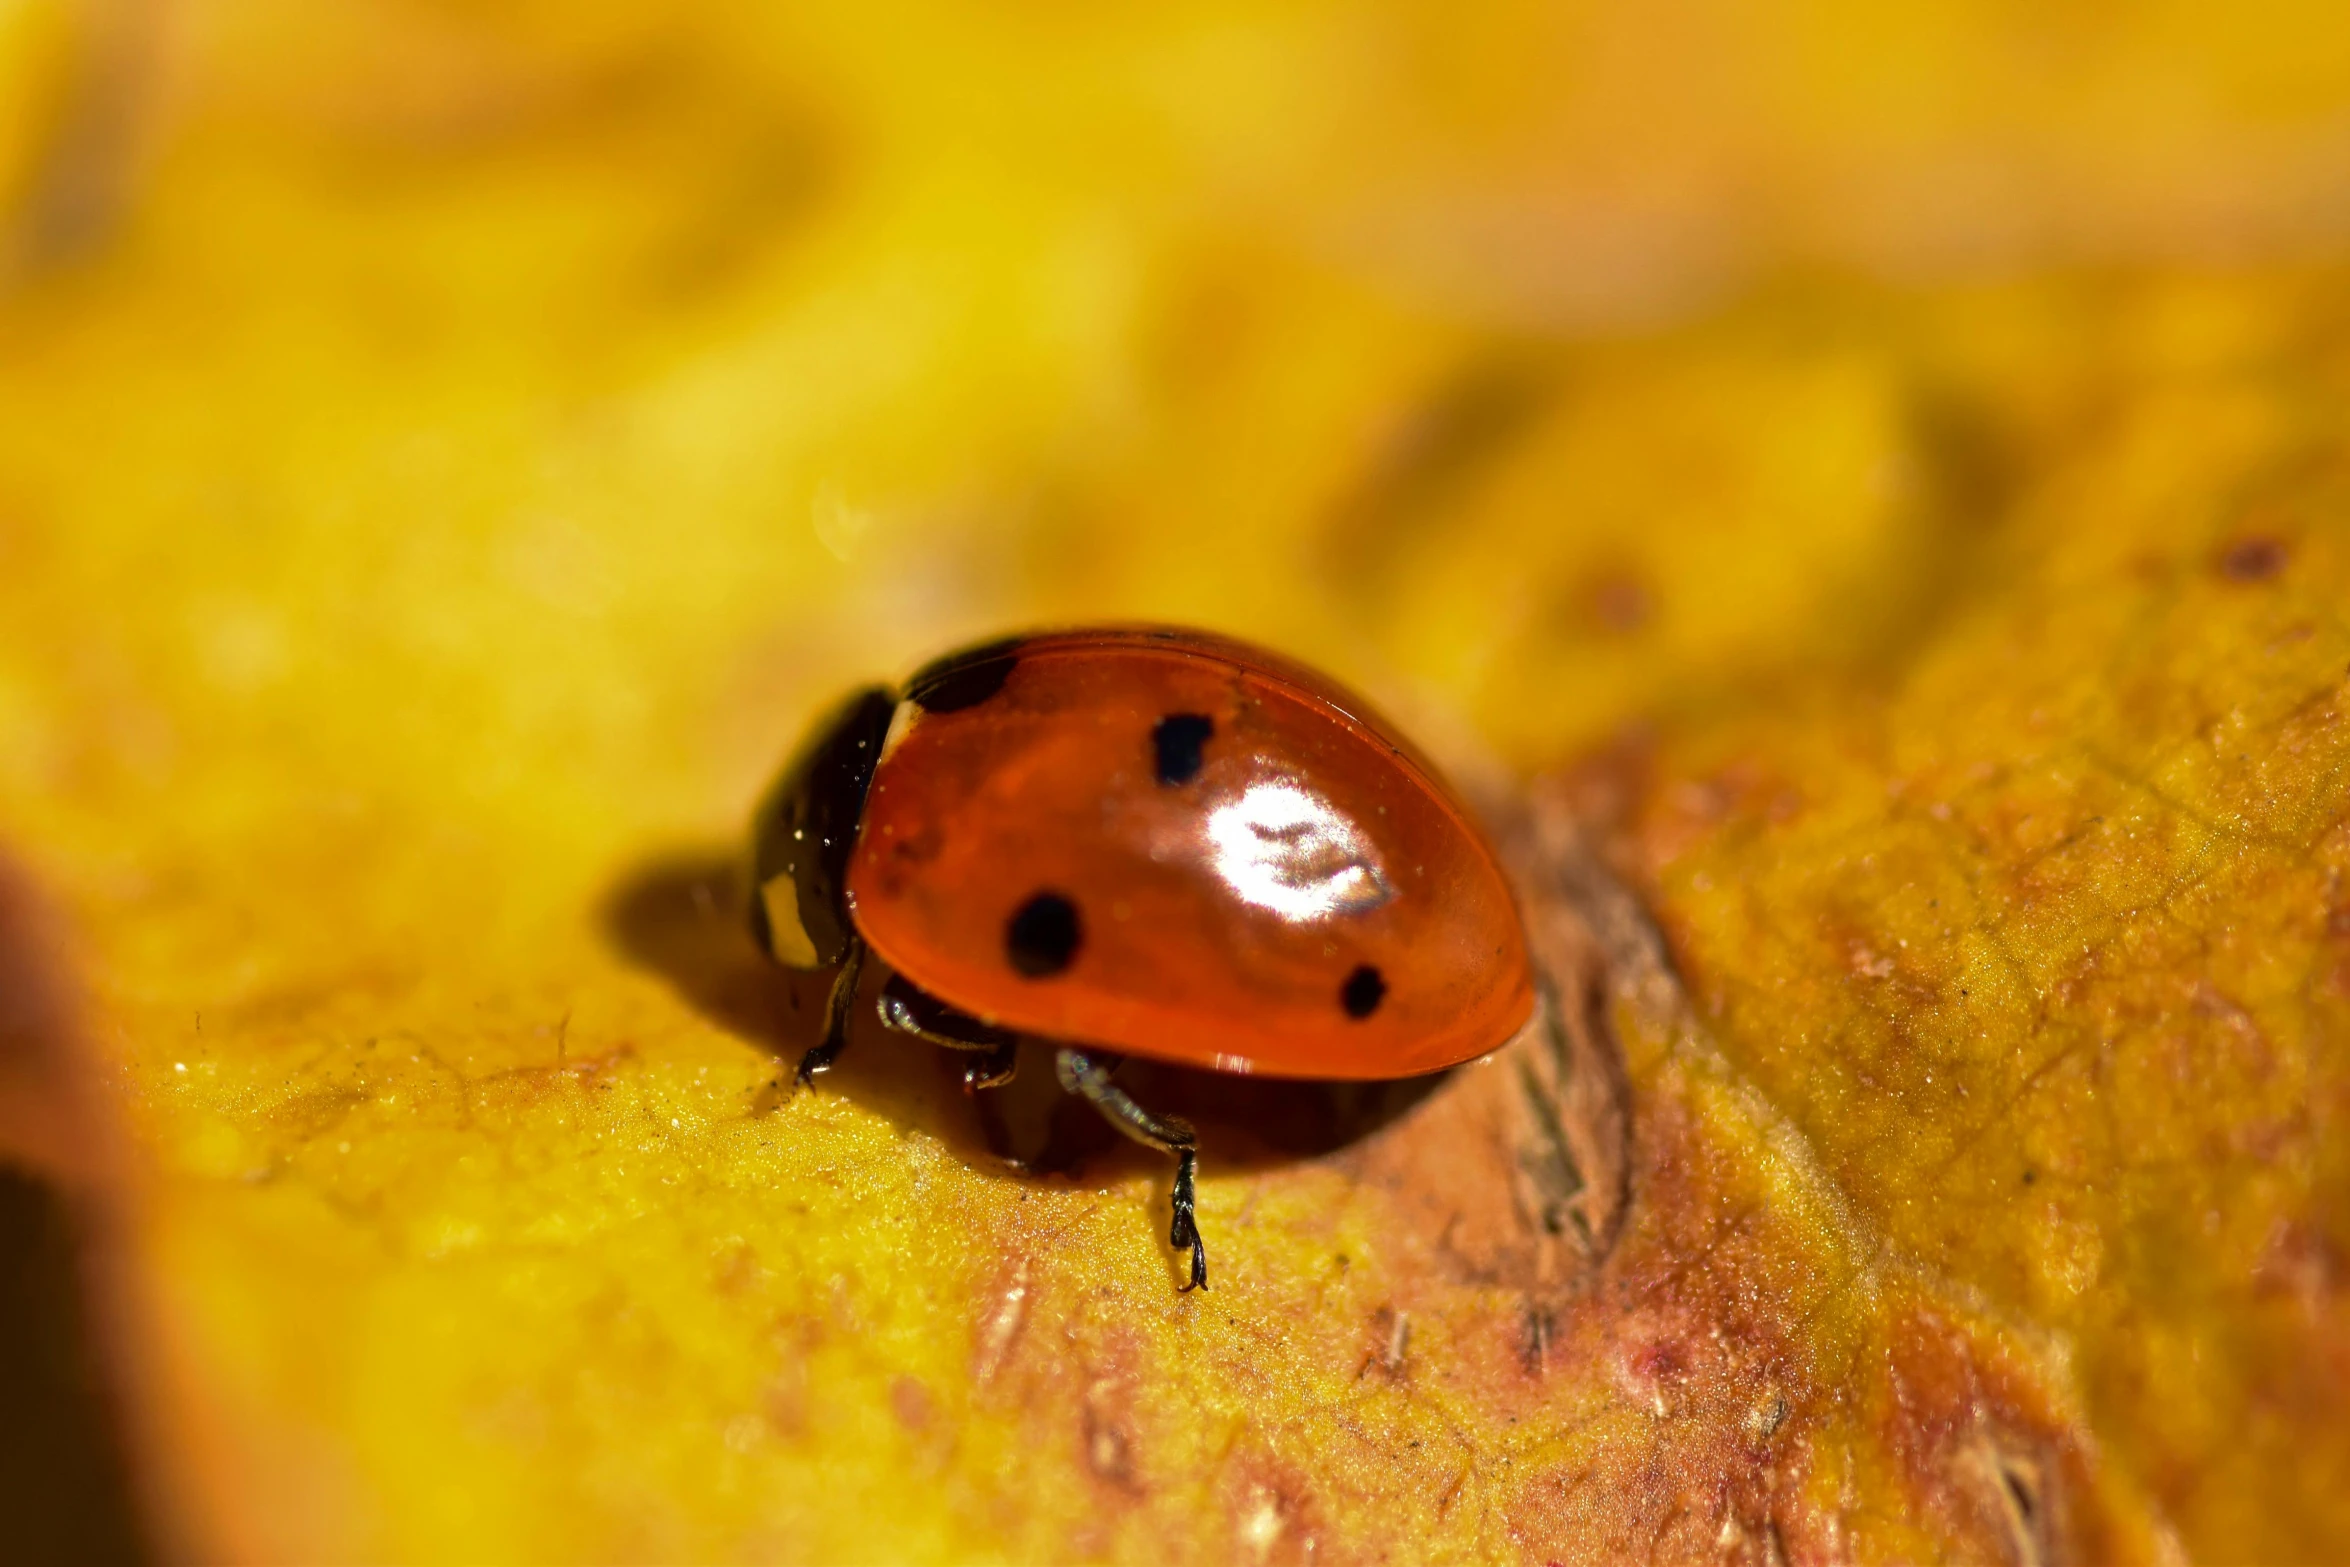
[601,850,1446,1187]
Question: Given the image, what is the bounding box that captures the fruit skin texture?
[846,627,1535,1079]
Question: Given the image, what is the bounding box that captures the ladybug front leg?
[795,938,866,1085]
[1054,1049,1209,1293]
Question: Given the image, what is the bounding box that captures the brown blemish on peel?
[1882,1306,2099,1566]
[2218,535,2288,582]
[889,1375,935,1433]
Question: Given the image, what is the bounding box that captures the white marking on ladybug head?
[759,875,820,968]
[1205,779,1392,921]
[879,699,920,764]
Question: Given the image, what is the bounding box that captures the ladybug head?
[747,686,894,970]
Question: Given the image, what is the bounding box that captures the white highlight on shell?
[1203,778,1392,921]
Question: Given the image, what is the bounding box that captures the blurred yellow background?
[5,0,2350,1561]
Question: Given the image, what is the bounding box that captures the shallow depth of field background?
[6,2,2350,1562]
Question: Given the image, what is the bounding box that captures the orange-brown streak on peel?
[1606,399,2350,1557]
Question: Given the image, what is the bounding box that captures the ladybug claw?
[1054,1047,1212,1294]
[1171,1146,1208,1291]
[959,1039,1020,1094]
[1179,1230,1209,1292]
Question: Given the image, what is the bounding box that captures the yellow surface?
[3,1,2350,1560]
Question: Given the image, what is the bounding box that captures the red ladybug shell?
[842,628,1533,1079]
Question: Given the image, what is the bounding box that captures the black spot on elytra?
[1151,713,1214,786]
[907,637,1023,712]
[1341,963,1386,1018]
[1007,892,1082,977]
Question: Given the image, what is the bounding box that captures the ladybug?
[748,626,1533,1291]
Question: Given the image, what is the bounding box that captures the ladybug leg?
[875,971,1024,1091]
[795,939,865,1086]
[1054,1049,1209,1293]
[957,1041,1021,1092]
[1169,1147,1206,1293]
